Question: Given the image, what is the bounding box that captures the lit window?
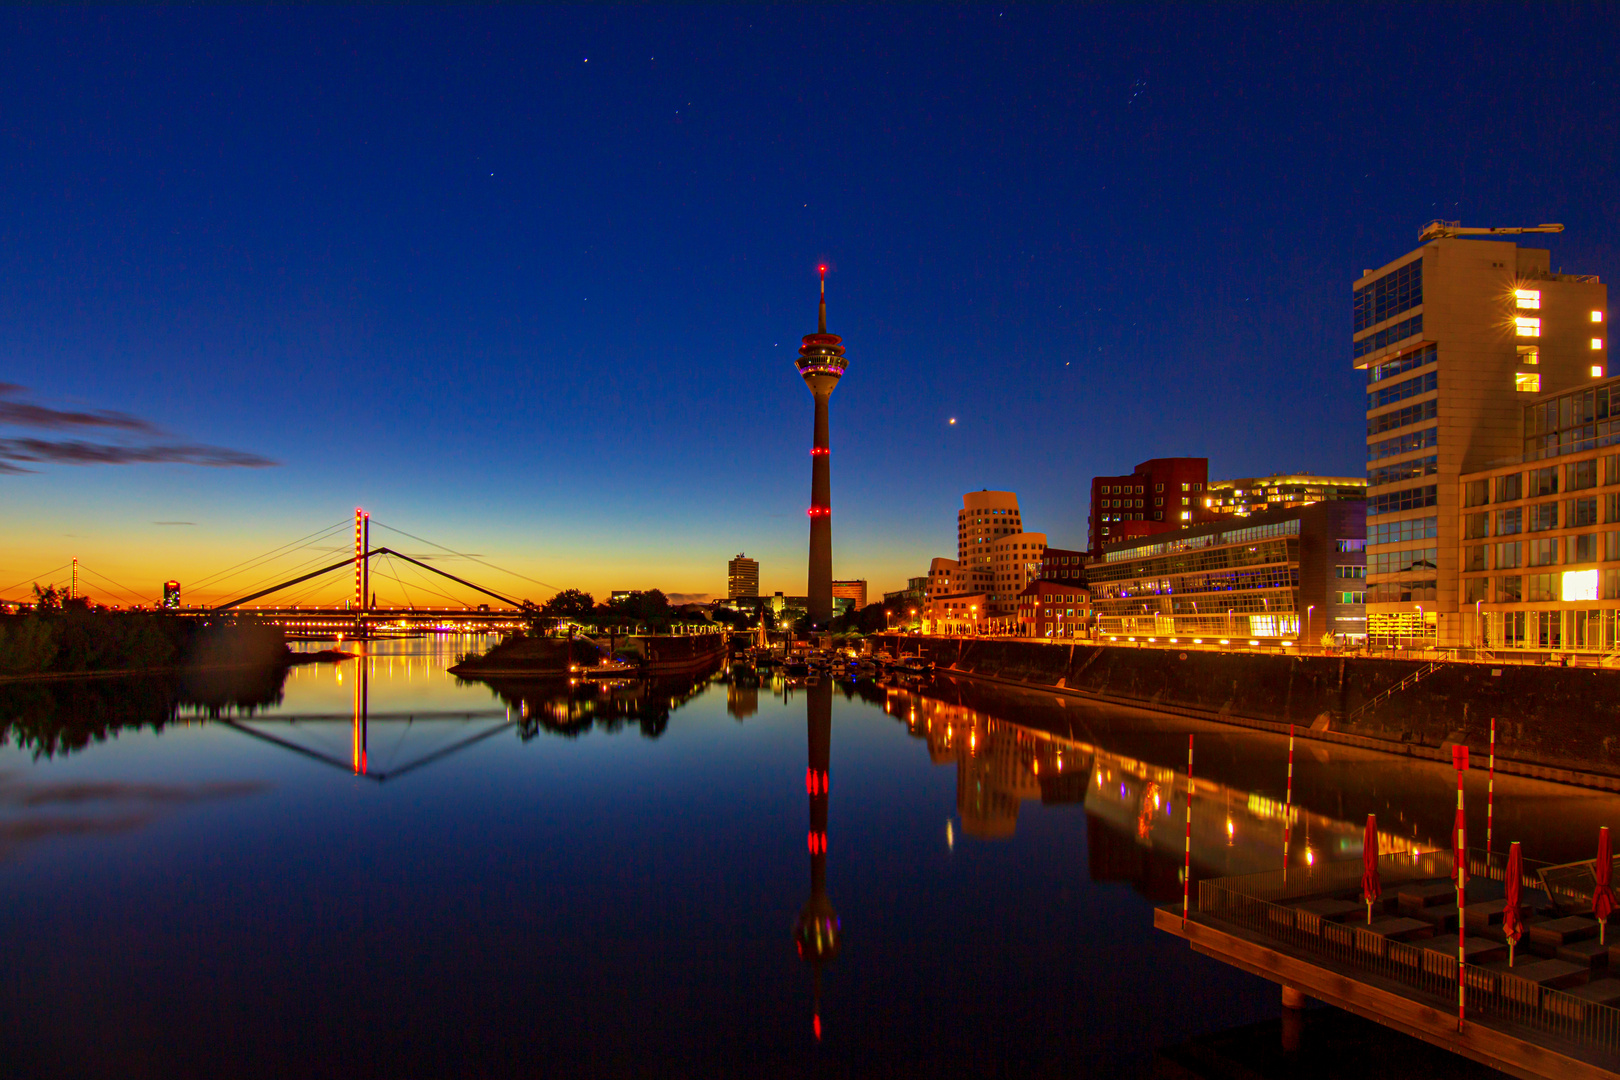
[1518,345,1539,365]
[1594,311,1605,323]
[1593,366,1605,378]
[1595,339,1605,350]
[1179,511,1191,520]
[1515,317,1541,337]
[1515,289,1541,309]
[1516,372,1541,392]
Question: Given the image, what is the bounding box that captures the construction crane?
[1419,220,1564,242]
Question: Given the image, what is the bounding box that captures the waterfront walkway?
[1158,850,1620,1080]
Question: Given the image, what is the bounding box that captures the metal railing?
[1198,850,1620,1063]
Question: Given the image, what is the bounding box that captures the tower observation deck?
[797,266,847,627]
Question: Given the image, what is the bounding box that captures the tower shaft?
[809,391,833,625]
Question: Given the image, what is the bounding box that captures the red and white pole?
[1454,743,1469,1032]
[1283,724,1295,869]
[1487,718,1496,856]
[1183,733,1195,927]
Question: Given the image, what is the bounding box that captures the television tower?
[796,266,847,627]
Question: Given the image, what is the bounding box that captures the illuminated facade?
[1016,580,1091,638]
[1458,374,1620,653]
[1204,474,1366,517]
[162,580,181,610]
[1088,457,1212,554]
[830,580,867,610]
[1356,237,1607,647]
[727,554,759,599]
[1088,501,1366,642]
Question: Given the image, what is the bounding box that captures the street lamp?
[1414,604,1424,652]
[1307,604,1315,646]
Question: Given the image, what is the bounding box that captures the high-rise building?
[1204,474,1367,517]
[796,267,847,627]
[162,580,180,610]
[955,490,1046,627]
[1355,232,1607,646]
[1087,458,1212,554]
[728,554,760,599]
[830,580,867,610]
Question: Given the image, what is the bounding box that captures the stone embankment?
[884,636,1620,790]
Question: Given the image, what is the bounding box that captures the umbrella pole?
[1366,898,1372,925]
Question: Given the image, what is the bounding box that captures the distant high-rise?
[795,267,848,626]
[957,490,1045,629]
[162,580,180,610]
[728,554,760,599]
[830,580,867,610]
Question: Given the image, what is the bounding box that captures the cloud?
[0,438,276,468]
[0,385,276,470]
[665,592,712,605]
[0,774,271,861]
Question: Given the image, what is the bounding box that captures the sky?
[2,5,1617,608]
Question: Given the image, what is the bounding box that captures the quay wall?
[885,636,1620,786]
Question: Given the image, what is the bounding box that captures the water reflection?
[793,678,840,1042]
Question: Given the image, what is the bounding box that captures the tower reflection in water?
[793,677,840,1042]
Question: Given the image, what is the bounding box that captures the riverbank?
[878,635,1620,791]
[449,631,727,678]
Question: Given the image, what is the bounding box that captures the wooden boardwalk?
[1157,902,1620,1080]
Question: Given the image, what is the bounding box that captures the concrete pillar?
[1280,984,1307,1052]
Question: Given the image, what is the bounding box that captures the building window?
[1368,455,1438,487]
[1596,311,1607,323]
[1515,289,1541,310]
[1570,459,1599,490]
[1368,426,1438,462]
[1463,479,1490,508]
[1368,516,1437,545]
[1518,345,1540,365]
[1497,507,1523,535]
[1368,484,1437,515]
[1464,545,1488,572]
[1595,366,1607,378]
[1368,399,1437,437]
[1496,541,1524,569]
[1529,537,1561,567]
[1336,538,1367,552]
[1608,532,1620,561]
[1515,317,1541,337]
[1368,370,1437,411]
[1573,497,1600,527]
[1532,467,1560,497]
[1464,512,1490,539]
[1529,502,1559,532]
[1497,473,1523,502]
[1596,339,1606,351]
[1335,565,1366,579]
[1369,548,1437,577]
[1572,533,1599,564]
[1516,372,1542,392]
[1464,577,1488,604]
[1526,573,1556,602]
[1355,259,1423,333]
[1366,344,1436,385]
[1497,575,1522,602]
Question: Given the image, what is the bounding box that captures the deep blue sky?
[3,5,1617,604]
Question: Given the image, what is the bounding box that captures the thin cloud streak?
[0,439,276,468]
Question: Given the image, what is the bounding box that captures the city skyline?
[2,7,1618,606]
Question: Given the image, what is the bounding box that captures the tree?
[540,589,596,620]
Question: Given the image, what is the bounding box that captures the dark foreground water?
[1,638,1610,1079]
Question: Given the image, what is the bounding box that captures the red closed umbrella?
[1596,826,1617,945]
[1502,841,1523,967]
[1361,814,1381,924]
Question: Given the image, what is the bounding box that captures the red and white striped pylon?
[1487,718,1496,855]
[1283,724,1295,872]
[1454,743,1470,1032]
[1183,733,1195,927]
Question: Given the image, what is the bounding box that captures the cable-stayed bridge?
[1,508,549,635]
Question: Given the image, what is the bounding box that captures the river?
[0,636,1606,1078]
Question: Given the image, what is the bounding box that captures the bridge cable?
[393,558,478,607]
[369,521,560,594]
[186,519,350,593]
[0,563,73,600]
[215,542,355,607]
[190,528,351,599]
[376,554,417,610]
[74,564,156,607]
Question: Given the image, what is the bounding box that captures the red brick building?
[1088,457,1213,554]
[1016,580,1091,639]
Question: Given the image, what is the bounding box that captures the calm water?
[1,638,1613,1079]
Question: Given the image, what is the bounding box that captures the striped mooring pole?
[1487,718,1496,855]
[1183,733,1195,927]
